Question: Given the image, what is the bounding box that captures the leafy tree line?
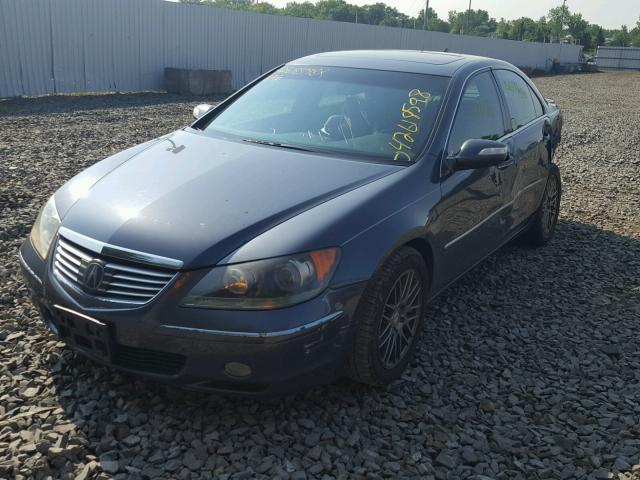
[181,0,640,50]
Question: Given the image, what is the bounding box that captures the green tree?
[509,17,540,41]
[610,26,631,46]
[588,25,606,48]
[567,13,590,48]
[314,0,355,22]
[213,0,253,10]
[495,18,511,39]
[536,17,551,43]
[412,7,445,31]
[361,3,386,24]
[448,9,496,36]
[254,2,280,14]
[494,16,548,42]
[547,4,570,42]
[631,17,640,47]
[282,2,318,18]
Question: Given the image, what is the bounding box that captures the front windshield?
[202,65,449,163]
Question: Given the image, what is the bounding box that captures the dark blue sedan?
[20,50,562,395]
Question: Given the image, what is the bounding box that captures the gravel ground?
[1,71,639,480]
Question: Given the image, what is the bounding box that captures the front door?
[434,71,511,287]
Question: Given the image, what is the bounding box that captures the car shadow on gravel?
[45,219,640,479]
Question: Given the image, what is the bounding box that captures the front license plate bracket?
[49,306,112,362]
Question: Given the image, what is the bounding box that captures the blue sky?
[266,0,638,29]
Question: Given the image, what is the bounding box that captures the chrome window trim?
[440,66,501,173]
[158,310,344,339]
[492,67,549,115]
[445,177,544,249]
[496,114,546,143]
[58,226,183,270]
[440,66,548,178]
[492,68,547,130]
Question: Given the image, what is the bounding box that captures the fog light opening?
[224,362,252,379]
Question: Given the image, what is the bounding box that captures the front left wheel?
[347,246,428,386]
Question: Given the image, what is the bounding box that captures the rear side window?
[447,72,506,156]
[530,89,545,117]
[494,70,539,131]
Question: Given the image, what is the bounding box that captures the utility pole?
[355,6,358,24]
[423,0,429,30]
[465,0,472,35]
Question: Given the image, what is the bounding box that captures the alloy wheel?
[541,175,560,236]
[378,269,423,369]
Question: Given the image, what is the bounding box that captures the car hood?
[60,129,402,269]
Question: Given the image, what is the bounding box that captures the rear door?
[435,71,511,286]
[493,69,550,230]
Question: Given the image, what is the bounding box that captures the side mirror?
[193,104,214,120]
[446,139,509,172]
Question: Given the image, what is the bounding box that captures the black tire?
[347,246,428,386]
[522,163,562,246]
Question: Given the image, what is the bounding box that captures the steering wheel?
[320,115,352,143]
[319,96,373,144]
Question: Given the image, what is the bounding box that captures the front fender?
[221,161,441,288]
[335,189,440,287]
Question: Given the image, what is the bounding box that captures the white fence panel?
[51,0,86,93]
[597,46,640,70]
[0,0,54,96]
[261,15,309,74]
[0,0,584,98]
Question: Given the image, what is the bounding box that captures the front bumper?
[19,240,366,396]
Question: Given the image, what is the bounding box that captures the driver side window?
[447,72,507,157]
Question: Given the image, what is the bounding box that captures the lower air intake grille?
[53,236,176,306]
[114,345,186,375]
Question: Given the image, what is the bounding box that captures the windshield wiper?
[241,138,314,152]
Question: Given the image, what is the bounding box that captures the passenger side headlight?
[30,195,61,259]
[181,248,340,310]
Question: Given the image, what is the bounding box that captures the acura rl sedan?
[20,50,562,395]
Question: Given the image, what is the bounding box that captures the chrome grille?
[53,236,176,306]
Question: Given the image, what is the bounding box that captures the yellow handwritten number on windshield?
[389,90,431,162]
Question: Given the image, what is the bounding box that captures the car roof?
[289,50,514,77]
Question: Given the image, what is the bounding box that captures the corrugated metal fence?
[0,0,583,98]
[596,46,640,70]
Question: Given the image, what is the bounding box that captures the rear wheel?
[347,247,428,386]
[522,164,562,246]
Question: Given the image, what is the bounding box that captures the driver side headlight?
[30,195,61,259]
[181,248,340,310]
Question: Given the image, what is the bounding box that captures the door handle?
[489,168,500,186]
[497,151,513,169]
[543,121,552,142]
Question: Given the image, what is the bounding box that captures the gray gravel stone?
[435,451,457,469]
[99,453,119,474]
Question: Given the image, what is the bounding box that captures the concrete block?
[164,68,233,95]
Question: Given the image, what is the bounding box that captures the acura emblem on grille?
[54,237,175,306]
[82,261,105,292]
